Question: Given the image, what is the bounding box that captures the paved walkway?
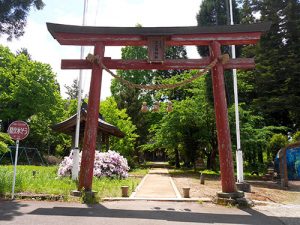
[0,200,294,225]
[131,168,181,199]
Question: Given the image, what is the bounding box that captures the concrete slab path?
[132,168,181,199]
[1,199,294,225]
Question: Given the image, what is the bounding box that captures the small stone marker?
[121,186,129,197]
[182,187,190,198]
[200,173,205,185]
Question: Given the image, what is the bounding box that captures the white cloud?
[0,0,202,100]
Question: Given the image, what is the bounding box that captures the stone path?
[131,168,181,199]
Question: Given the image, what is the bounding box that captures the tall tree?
[0,45,66,153]
[100,97,138,165]
[196,0,241,107]
[155,46,190,101]
[111,45,154,149]
[64,79,82,100]
[281,0,300,129]
[0,0,45,40]
[147,76,219,170]
[245,0,300,129]
[196,0,240,56]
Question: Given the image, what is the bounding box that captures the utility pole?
[72,0,88,180]
[228,0,244,184]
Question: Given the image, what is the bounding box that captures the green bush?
[268,134,288,158]
[0,132,14,154]
[292,131,300,143]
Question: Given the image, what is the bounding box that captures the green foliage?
[128,168,149,176]
[0,0,45,40]
[238,0,300,131]
[201,169,220,175]
[0,46,64,122]
[0,165,140,199]
[228,103,287,164]
[196,0,240,56]
[0,132,14,154]
[111,43,189,152]
[145,76,218,169]
[111,45,154,148]
[292,131,300,143]
[80,189,99,204]
[100,97,138,158]
[0,45,67,155]
[64,79,82,100]
[268,133,288,158]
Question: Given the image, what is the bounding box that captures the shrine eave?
[47,22,271,46]
[52,108,125,138]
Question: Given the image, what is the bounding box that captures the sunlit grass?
[169,168,220,180]
[128,168,149,176]
[0,165,142,198]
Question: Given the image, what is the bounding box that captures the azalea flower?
[58,150,129,178]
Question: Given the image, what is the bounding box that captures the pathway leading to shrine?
[131,167,181,199]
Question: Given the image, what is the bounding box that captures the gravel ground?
[171,174,300,204]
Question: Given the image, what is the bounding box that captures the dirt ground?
[172,174,300,204]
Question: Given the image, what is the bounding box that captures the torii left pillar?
[210,41,237,194]
[78,43,104,191]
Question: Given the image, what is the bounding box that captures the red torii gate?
[47,22,270,195]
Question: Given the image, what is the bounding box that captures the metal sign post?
[12,139,19,199]
[7,121,29,199]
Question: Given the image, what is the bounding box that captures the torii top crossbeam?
[47,22,270,195]
[47,22,271,71]
[47,22,270,46]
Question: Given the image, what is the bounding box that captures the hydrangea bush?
[58,150,129,178]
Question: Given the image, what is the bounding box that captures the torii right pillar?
[210,41,238,195]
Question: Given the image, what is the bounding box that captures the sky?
[0,0,203,100]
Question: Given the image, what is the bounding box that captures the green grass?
[169,168,219,175]
[128,168,149,176]
[0,165,141,199]
[168,168,221,180]
[169,167,264,180]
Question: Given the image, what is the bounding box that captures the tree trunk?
[258,147,264,164]
[206,147,217,171]
[206,153,211,169]
[175,147,180,168]
[210,148,218,171]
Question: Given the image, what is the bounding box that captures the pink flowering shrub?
[57,150,129,178]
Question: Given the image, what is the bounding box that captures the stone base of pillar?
[70,190,82,197]
[81,190,98,204]
[70,190,98,203]
[217,191,244,199]
[214,191,249,206]
[236,182,251,192]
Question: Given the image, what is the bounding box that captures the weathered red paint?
[78,43,105,191]
[48,22,269,194]
[147,37,166,63]
[210,41,237,193]
[61,58,255,70]
[54,32,262,46]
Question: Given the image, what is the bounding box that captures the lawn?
[0,165,147,199]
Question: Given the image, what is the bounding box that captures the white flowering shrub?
[57,150,129,178]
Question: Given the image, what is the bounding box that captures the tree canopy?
[0,0,45,40]
[0,45,67,155]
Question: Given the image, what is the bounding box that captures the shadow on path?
[26,203,297,225]
[0,199,28,221]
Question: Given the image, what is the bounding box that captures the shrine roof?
[52,108,125,138]
[47,22,271,36]
[47,22,271,46]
